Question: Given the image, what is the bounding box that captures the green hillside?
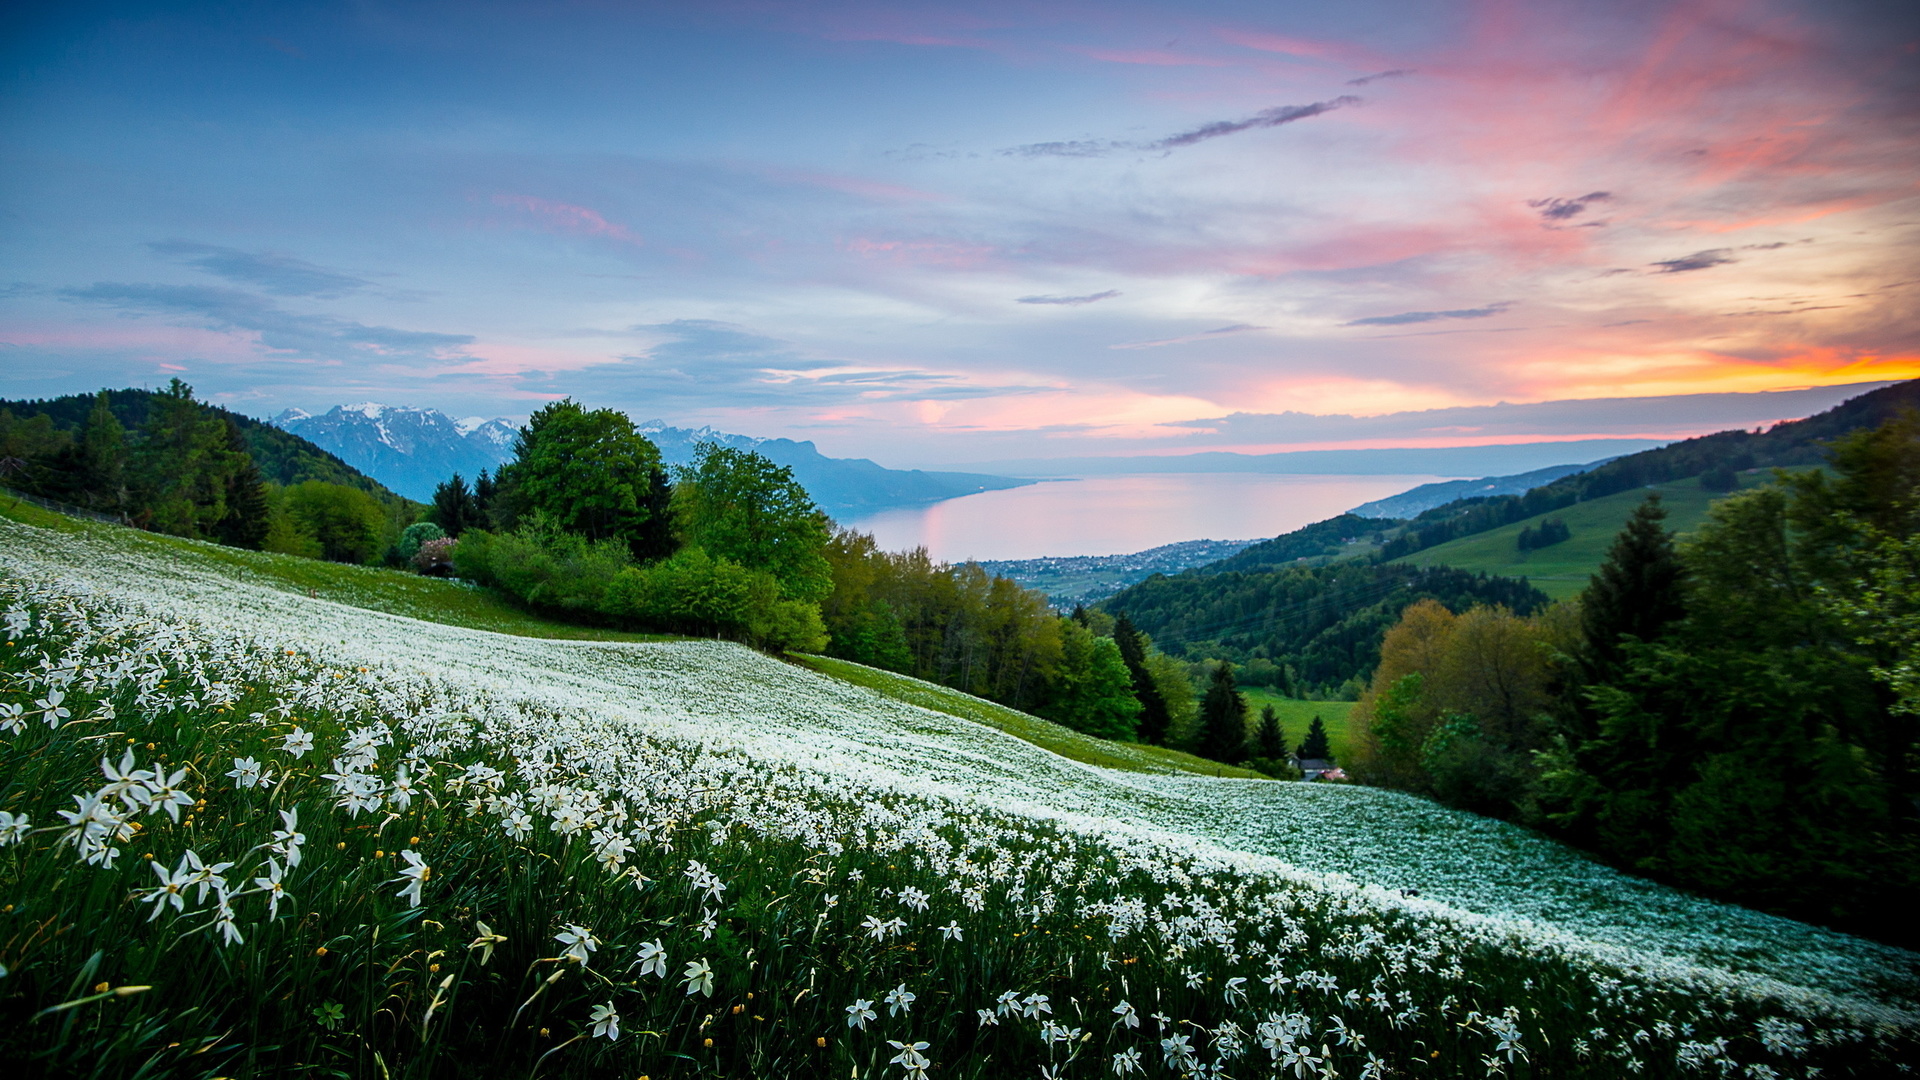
[1239,691,1356,761]
[1390,471,1766,600]
[3,501,1918,1076]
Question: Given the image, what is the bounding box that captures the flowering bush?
[413,535,457,576]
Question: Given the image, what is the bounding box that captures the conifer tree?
[431,473,479,537]
[1197,662,1247,763]
[1581,494,1687,680]
[631,466,678,561]
[80,390,126,512]
[1298,714,1333,761]
[1112,613,1173,745]
[214,420,270,550]
[1255,704,1286,760]
[473,469,497,525]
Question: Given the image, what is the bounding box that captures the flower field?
[1,514,1916,1078]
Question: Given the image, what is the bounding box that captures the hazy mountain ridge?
[274,404,1032,518]
[1347,460,1610,519]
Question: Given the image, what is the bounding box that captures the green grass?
[1239,690,1356,762]
[3,496,1255,781]
[0,495,673,643]
[1389,472,1773,601]
[792,654,1268,779]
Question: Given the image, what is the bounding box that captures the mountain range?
[272,404,1031,518]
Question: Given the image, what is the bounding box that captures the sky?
[2,0,1916,468]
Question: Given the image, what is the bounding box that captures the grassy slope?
[0,496,669,642]
[1389,473,1764,600]
[794,654,1266,779]
[1,496,1253,780]
[1239,690,1356,762]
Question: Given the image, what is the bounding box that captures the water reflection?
[845,473,1459,562]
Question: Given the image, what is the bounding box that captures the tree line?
[0,382,416,561]
[1344,414,1920,945]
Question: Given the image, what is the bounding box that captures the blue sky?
[3,0,1916,466]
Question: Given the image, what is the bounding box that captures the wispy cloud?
[1344,302,1513,327]
[1004,97,1360,158]
[491,194,641,244]
[1525,191,1611,224]
[1650,249,1736,274]
[1347,68,1414,86]
[1017,290,1120,306]
[147,240,372,298]
[60,283,471,361]
[1111,324,1263,350]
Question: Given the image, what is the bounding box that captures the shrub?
[395,521,446,563]
[412,535,457,576]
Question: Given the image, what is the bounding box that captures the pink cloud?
[491,194,642,244]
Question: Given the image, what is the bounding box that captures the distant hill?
[0,388,412,505]
[1390,471,1771,601]
[271,402,1031,518]
[978,538,1259,608]
[635,420,1034,521]
[1375,378,1920,562]
[1348,460,1608,519]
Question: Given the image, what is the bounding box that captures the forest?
[1341,414,1920,944]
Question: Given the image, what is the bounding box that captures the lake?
[845,473,1460,562]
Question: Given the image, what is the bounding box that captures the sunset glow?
[1,0,1914,464]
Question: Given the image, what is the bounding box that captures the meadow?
[2,511,1917,1077]
[1388,476,1756,601]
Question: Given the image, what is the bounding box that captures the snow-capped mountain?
[272,403,1030,517]
[272,403,520,502]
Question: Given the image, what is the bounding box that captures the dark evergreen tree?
[1580,494,1688,681]
[213,420,271,550]
[1112,613,1173,745]
[80,391,127,512]
[1298,714,1333,761]
[1071,604,1090,627]
[1255,704,1286,760]
[430,473,480,537]
[1197,662,1247,763]
[473,468,497,524]
[630,466,678,561]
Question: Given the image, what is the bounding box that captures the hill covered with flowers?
[1,511,1916,1077]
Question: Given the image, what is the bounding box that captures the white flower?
[897,885,929,912]
[938,921,963,941]
[682,957,715,997]
[0,702,25,735]
[634,939,668,978]
[884,983,916,1017]
[976,1008,998,1026]
[554,923,597,965]
[142,854,194,919]
[270,808,305,867]
[847,998,877,1030]
[589,1002,619,1041]
[394,850,430,909]
[1112,1047,1142,1075]
[888,1039,932,1079]
[0,810,30,846]
[140,765,194,822]
[281,726,315,758]
[1020,992,1051,1019]
[253,857,292,919]
[1112,1000,1139,1029]
[226,757,266,789]
[35,689,69,726]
